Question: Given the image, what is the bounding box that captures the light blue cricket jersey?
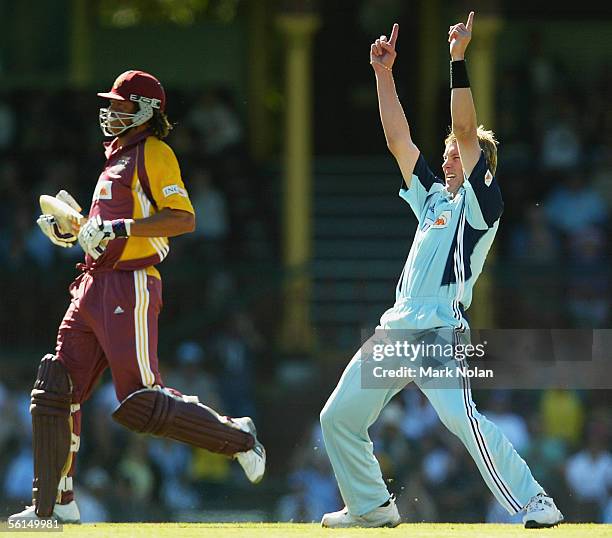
[380,150,503,330]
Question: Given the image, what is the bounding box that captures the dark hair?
[149,109,173,139]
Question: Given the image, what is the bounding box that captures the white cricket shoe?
[8,501,81,524]
[233,416,266,484]
[321,496,401,528]
[523,493,563,528]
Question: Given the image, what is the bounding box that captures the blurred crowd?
[493,35,612,328]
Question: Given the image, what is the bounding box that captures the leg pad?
[30,354,72,517]
[112,388,254,456]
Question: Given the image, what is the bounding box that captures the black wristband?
[450,60,470,89]
[111,219,128,238]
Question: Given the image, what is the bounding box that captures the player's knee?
[437,405,467,436]
[320,400,351,433]
[320,402,337,432]
[112,388,166,434]
[30,354,72,417]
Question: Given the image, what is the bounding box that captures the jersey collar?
[441,184,465,201]
[103,129,152,159]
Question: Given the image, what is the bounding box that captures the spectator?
[148,439,199,512]
[3,442,33,507]
[524,414,568,502]
[188,168,230,263]
[116,436,155,505]
[400,388,440,441]
[191,169,229,241]
[425,436,487,522]
[277,420,340,522]
[482,391,530,454]
[543,170,608,236]
[540,390,585,447]
[566,227,610,327]
[509,205,560,264]
[213,311,263,419]
[371,400,412,483]
[187,88,244,163]
[75,467,111,523]
[163,340,224,412]
[565,420,612,522]
[539,103,582,172]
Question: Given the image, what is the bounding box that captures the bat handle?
[69,216,86,235]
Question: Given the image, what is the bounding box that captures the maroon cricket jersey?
[84,129,194,278]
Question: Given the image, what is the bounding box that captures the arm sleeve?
[462,150,503,229]
[145,140,195,214]
[398,153,443,217]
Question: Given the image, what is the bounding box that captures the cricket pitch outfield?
[4,522,609,537]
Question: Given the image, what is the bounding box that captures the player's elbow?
[172,210,195,234]
[183,212,196,233]
[387,137,408,156]
[387,138,417,160]
[452,123,477,140]
[387,139,400,155]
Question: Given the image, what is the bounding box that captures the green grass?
[6,523,609,537]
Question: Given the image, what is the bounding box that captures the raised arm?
[448,11,481,178]
[371,24,420,187]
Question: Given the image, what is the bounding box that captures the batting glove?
[37,214,77,248]
[78,216,133,260]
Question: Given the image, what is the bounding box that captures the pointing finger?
[389,23,399,46]
[466,11,474,31]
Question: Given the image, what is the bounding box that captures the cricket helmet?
[98,70,166,136]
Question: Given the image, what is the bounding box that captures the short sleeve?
[144,138,195,214]
[399,153,444,217]
[463,151,503,229]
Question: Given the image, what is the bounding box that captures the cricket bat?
[39,194,86,235]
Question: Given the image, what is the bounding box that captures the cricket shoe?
[232,416,266,484]
[321,496,401,528]
[8,501,81,524]
[523,493,563,528]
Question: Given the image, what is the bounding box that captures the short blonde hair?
[445,125,499,174]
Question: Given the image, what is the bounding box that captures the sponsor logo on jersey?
[162,184,187,198]
[93,180,113,200]
[432,210,452,229]
[484,169,493,187]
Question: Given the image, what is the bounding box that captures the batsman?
[9,70,265,523]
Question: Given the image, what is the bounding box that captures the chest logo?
[106,157,130,179]
[93,179,113,201]
[484,169,493,187]
[432,210,452,229]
